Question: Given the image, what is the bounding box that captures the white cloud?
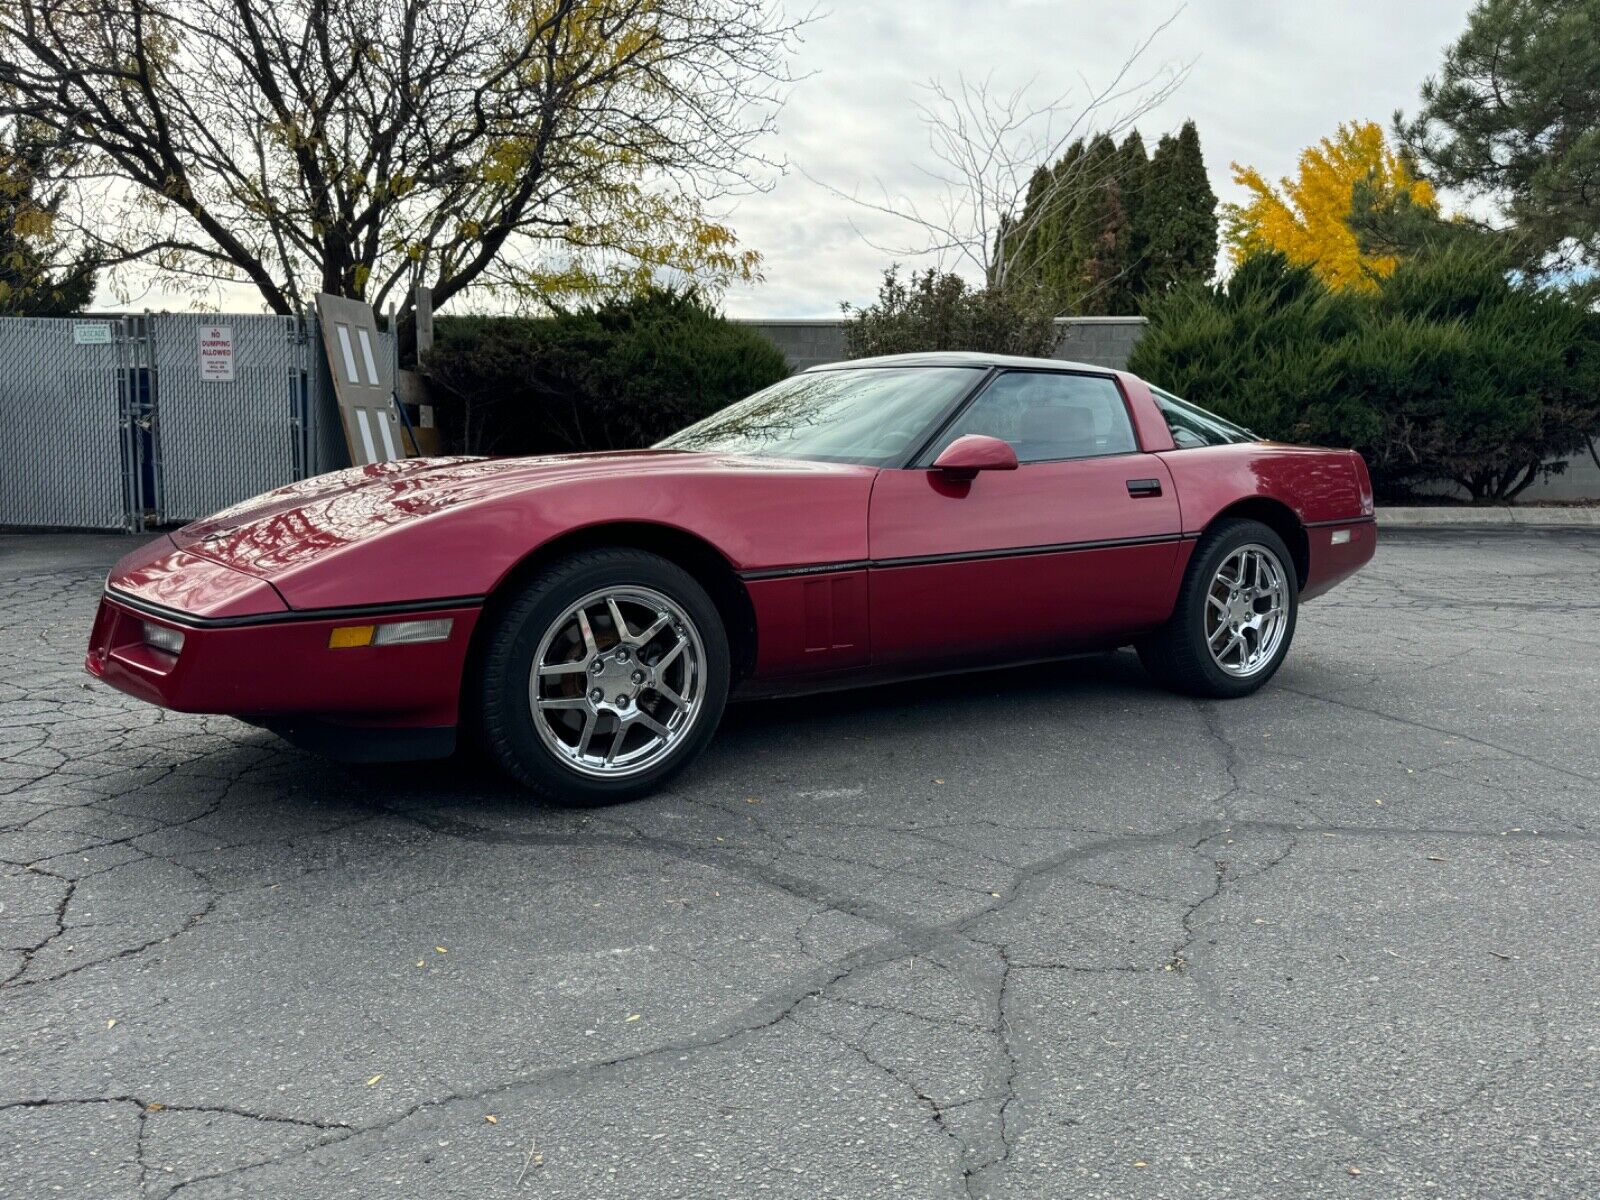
[96,1,1473,317]
[720,0,1474,316]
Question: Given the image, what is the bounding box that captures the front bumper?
[86,590,482,732]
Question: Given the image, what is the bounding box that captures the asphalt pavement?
[2,528,1598,1198]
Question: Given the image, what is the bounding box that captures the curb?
[1378,506,1600,528]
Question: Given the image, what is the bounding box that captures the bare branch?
[807,7,1190,297]
[0,0,807,315]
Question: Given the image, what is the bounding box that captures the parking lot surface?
[2,528,1598,1199]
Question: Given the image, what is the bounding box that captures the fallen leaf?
[435,946,448,954]
[365,1074,383,1087]
[934,779,945,785]
[415,960,426,968]
[1134,1160,1148,1168]
[625,1013,642,1022]
[145,1103,164,1112]
[745,798,760,805]
[1489,951,1514,961]
[989,892,1002,899]
[1347,1166,1361,1176]
[485,1115,498,1124]
[106,1019,117,1029]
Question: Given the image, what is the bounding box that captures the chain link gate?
[0,316,144,530]
[148,313,313,524]
[0,311,395,530]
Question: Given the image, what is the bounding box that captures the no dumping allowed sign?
[198,325,235,381]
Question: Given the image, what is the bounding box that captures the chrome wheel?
[530,587,707,779]
[1204,543,1289,678]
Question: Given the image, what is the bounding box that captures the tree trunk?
[1501,462,1541,502]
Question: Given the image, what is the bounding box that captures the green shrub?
[1128,249,1600,500]
[842,267,1059,359]
[422,289,790,455]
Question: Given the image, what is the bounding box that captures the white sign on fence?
[198,324,235,381]
[72,322,112,346]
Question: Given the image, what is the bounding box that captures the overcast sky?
[105,1,1475,317]
[717,0,1475,316]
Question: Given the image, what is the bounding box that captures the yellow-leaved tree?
[1224,121,1436,289]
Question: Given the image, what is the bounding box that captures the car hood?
[169,450,860,582]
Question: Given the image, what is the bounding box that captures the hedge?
[1127,250,1600,500]
[422,289,790,456]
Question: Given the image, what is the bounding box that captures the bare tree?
[0,0,804,322]
[811,10,1189,299]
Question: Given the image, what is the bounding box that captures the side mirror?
[931,434,1019,480]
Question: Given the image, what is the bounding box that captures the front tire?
[477,549,730,804]
[1138,518,1298,698]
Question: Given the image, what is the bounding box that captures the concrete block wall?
[1537,453,1600,501]
[1047,316,1147,370]
[1447,452,1600,503]
[736,318,848,372]
[733,316,1148,373]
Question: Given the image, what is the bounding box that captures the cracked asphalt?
[3,528,1599,1199]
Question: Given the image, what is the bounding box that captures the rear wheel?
[477,549,730,804]
[1138,519,1298,698]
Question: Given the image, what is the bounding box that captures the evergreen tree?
[1399,0,1600,285]
[0,121,96,315]
[1110,130,1151,309]
[1005,163,1056,294]
[1005,121,1214,314]
[1008,140,1084,313]
[1138,120,1218,298]
[1066,133,1121,312]
[1079,177,1132,315]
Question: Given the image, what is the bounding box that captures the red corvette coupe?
[87,352,1375,802]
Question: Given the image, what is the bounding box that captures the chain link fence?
[0,311,392,531]
[0,317,137,529]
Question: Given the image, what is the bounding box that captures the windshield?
[656,366,982,466]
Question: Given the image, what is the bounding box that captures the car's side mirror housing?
[931,434,1019,480]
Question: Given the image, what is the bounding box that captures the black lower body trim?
[248,718,457,763]
[740,532,1194,582]
[1304,515,1376,528]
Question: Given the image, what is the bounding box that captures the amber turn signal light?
[328,619,453,649]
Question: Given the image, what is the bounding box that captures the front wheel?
[1138,519,1298,698]
[477,549,730,804]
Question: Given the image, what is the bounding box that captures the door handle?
[1126,478,1162,498]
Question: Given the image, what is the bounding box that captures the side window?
[936,372,1137,464]
[1150,386,1255,449]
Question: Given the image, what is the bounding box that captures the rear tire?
[1138,519,1298,698]
[477,549,730,804]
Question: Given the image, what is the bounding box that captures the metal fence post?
[288,313,307,481]
[115,317,140,532]
[143,313,163,527]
